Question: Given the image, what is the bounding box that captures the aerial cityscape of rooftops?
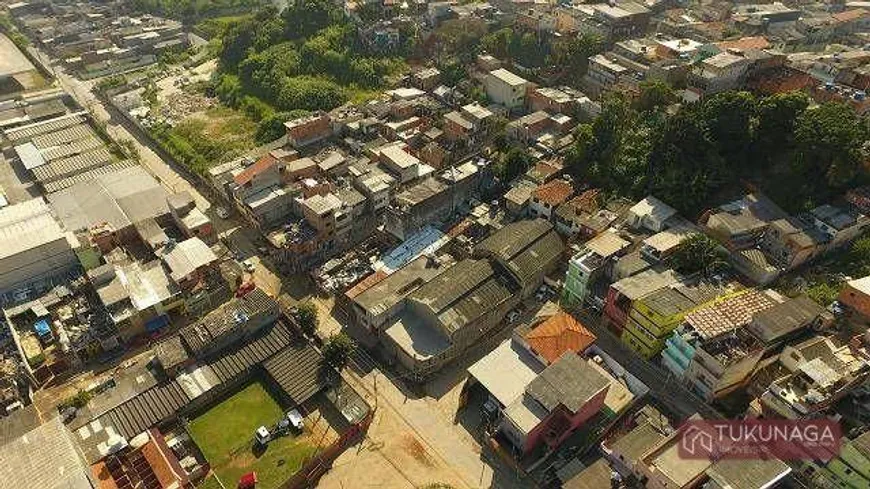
[0,0,868,487]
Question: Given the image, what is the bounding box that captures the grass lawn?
[188,382,317,489]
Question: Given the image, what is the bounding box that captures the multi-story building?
[759,334,869,419]
[484,69,531,110]
[621,281,730,359]
[689,51,752,96]
[284,111,333,148]
[529,179,573,220]
[603,268,681,333]
[0,198,80,303]
[384,162,481,240]
[382,220,564,379]
[795,431,870,488]
[562,231,630,310]
[584,54,633,98]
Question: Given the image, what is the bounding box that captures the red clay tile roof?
[345,270,388,299]
[533,179,573,207]
[716,36,770,51]
[525,311,596,364]
[233,153,278,186]
[832,8,867,23]
[563,188,601,214]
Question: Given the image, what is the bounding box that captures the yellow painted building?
[621,282,731,359]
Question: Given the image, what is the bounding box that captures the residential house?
[228,153,294,230]
[839,275,870,322]
[167,192,214,244]
[601,406,671,478]
[92,260,183,341]
[530,179,574,221]
[506,111,553,143]
[382,220,563,379]
[638,219,699,263]
[759,335,869,418]
[485,69,531,110]
[412,67,441,90]
[810,203,868,249]
[500,354,609,455]
[284,112,333,148]
[555,189,629,241]
[527,87,594,118]
[626,196,676,233]
[746,294,827,347]
[603,268,680,333]
[584,54,633,98]
[689,51,752,95]
[795,431,870,489]
[635,428,712,489]
[158,238,218,292]
[380,144,423,184]
[700,193,788,251]
[759,217,827,271]
[384,161,481,240]
[504,180,539,217]
[562,231,631,309]
[662,289,784,401]
[621,281,730,359]
[467,309,604,456]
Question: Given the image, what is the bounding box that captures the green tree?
[496,147,532,182]
[648,104,725,215]
[323,333,355,371]
[794,102,869,192]
[703,91,756,172]
[634,80,675,113]
[549,33,603,82]
[296,301,319,337]
[668,234,730,277]
[754,91,810,165]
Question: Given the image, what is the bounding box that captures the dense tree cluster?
[212,2,405,119]
[480,28,602,75]
[132,0,269,22]
[567,87,870,216]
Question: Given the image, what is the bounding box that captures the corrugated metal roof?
[208,321,292,383]
[3,113,85,143]
[99,380,190,439]
[31,147,113,183]
[262,343,328,405]
[42,159,137,193]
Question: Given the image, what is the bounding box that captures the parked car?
[286,409,304,431]
[242,259,256,273]
[254,426,271,445]
[215,206,229,219]
[507,310,520,323]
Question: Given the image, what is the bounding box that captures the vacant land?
[189,382,316,489]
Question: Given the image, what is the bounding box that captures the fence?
[281,409,375,489]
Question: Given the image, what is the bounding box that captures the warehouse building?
[0,197,79,303]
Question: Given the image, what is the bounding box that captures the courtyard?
[189,381,334,489]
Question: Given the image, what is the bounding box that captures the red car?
[238,472,258,488]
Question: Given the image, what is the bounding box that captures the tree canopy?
[566,89,869,216]
[323,333,355,371]
[668,234,730,277]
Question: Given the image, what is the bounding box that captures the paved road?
[575,309,723,420]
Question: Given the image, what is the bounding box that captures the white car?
[286,409,304,431]
[242,259,256,273]
[255,426,271,445]
[215,206,229,219]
